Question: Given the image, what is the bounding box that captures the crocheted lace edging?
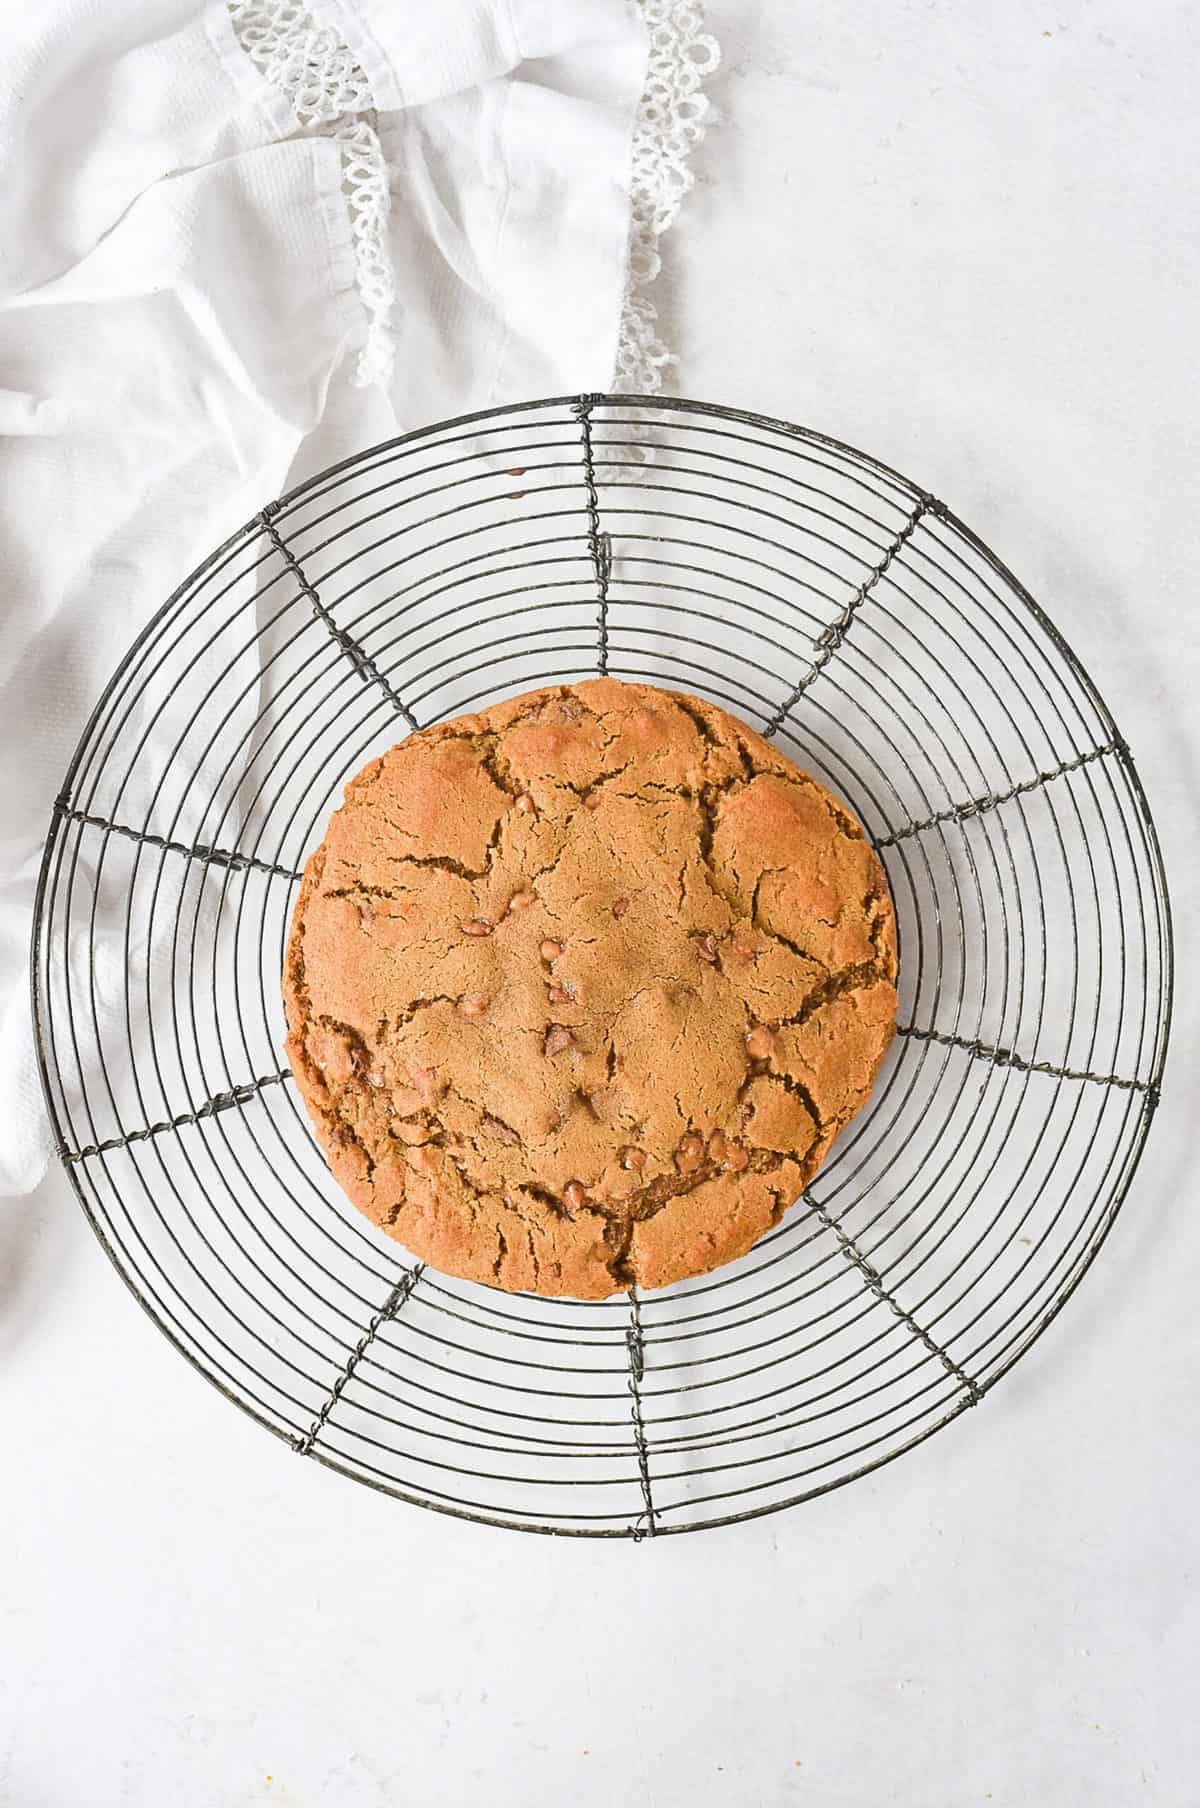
[228,0,395,388]
[616,0,720,394]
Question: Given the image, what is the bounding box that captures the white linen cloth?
[0,0,718,1193]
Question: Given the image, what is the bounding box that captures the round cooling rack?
[32,395,1173,1537]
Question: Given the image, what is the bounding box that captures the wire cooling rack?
[32,395,1173,1537]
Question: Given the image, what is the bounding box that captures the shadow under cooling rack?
[32,395,1173,1536]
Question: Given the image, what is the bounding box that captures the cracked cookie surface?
[283,678,897,1298]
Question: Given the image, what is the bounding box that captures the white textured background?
[3,3,1198,1803]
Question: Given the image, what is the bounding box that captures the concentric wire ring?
[32,395,1173,1536]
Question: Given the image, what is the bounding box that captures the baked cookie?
[283,678,897,1298]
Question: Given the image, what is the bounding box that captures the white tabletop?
[4,4,1198,1803]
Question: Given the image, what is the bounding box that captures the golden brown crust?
[283,678,897,1298]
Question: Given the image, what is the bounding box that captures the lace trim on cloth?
[616,0,720,394]
[227,0,395,388]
